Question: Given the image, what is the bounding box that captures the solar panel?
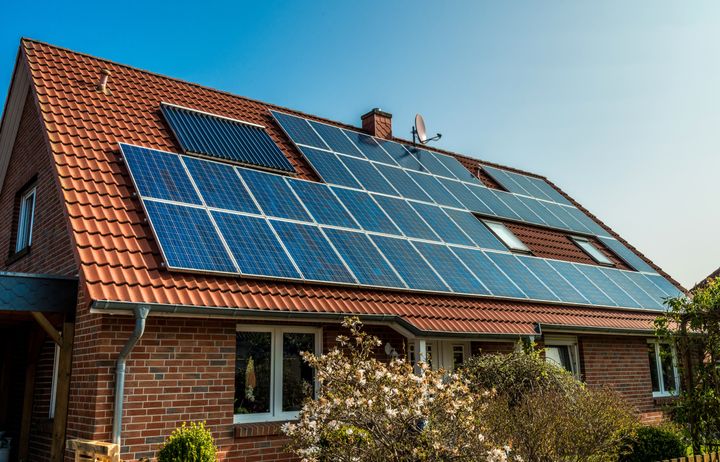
[442,208,506,250]
[374,164,432,202]
[298,147,362,189]
[271,111,328,149]
[506,172,553,201]
[212,211,300,278]
[411,203,475,247]
[238,168,311,222]
[406,171,463,208]
[337,155,399,195]
[574,265,640,308]
[645,274,683,298]
[341,130,396,164]
[373,196,439,240]
[413,242,489,294]
[410,148,455,178]
[331,188,401,235]
[375,140,426,172]
[288,180,358,229]
[517,256,587,304]
[546,260,616,306]
[323,228,404,288]
[370,235,449,292]
[450,248,526,298]
[565,208,609,237]
[543,203,591,234]
[120,144,201,204]
[183,157,258,213]
[486,252,558,301]
[599,268,663,310]
[161,104,294,172]
[482,166,530,196]
[623,271,670,308]
[308,121,365,158]
[598,237,656,273]
[527,176,573,206]
[143,200,236,273]
[494,191,544,225]
[517,196,568,230]
[433,153,480,184]
[269,220,355,283]
[466,185,517,218]
[437,178,492,212]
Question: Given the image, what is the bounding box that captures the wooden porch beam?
[50,319,74,462]
[30,311,62,346]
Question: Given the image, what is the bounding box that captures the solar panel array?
[120,142,681,311]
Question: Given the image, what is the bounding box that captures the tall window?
[234,326,320,423]
[648,340,679,397]
[15,186,36,253]
[483,220,530,253]
[544,337,580,378]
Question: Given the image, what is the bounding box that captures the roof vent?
[96,69,111,95]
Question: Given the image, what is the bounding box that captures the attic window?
[483,220,530,253]
[571,236,613,265]
[15,185,36,253]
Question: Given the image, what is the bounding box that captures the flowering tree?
[283,317,508,462]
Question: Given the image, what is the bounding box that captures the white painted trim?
[49,342,61,418]
[0,54,30,196]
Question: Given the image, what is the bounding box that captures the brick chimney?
[361,108,392,139]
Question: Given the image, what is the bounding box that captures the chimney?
[96,69,111,95]
[361,108,392,139]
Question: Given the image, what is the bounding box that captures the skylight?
[571,236,613,265]
[483,220,530,253]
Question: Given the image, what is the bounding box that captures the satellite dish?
[412,113,442,145]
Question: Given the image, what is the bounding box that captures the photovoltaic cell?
[143,200,235,273]
[308,121,365,158]
[433,153,480,184]
[376,140,426,172]
[494,191,544,224]
[517,256,587,304]
[574,265,641,308]
[238,168,311,222]
[598,237,656,273]
[371,235,449,292]
[182,157,258,213]
[212,212,300,278]
[323,228,404,288]
[437,178,492,212]
[288,180,358,229]
[467,185,519,219]
[508,172,553,202]
[413,242,488,294]
[411,203,475,247]
[600,268,663,310]
[374,164,432,202]
[406,171,463,208]
[544,203,591,234]
[482,166,531,196]
[517,196,568,229]
[546,260,616,307]
[269,220,355,283]
[487,252,558,301]
[450,247,526,298]
[341,130,396,164]
[442,208,506,250]
[271,111,328,149]
[338,156,398,195]
[332,188,401,235]
[645,274,683,298]
[120,144,201,204]
[299,147,361,189]
[411,148,456,178]
[566,208,609,237]
[623,271,670,308]
[373,195,438,240]
[528,176,573,206]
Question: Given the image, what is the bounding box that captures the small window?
[571,236,613,265]
[49,343,60,418]
[483,220,530,253]
[648,340,679,397]
[544,337,580,377]
[234,326,320,423]
[15,186,36,253]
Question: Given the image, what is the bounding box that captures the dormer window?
[483,220,530,253]
[571,236,613,265]
[15,185,36,253]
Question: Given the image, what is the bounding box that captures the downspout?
[112,306,150,448]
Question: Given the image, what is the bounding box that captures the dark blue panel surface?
[374,196,438,240]
[309,121,365,158]
[518,256,587,304]
[482,166,530,195]
[645,274,683,298]
[323,228,404,288]
[467,186,519,219]
[437,178,491,212]
[574,265,641,308]
[143,200,235,273]
[332,188,401,235]
[414,242,488,294]
[543,203,588,233]
[442,208,506,250]
[238,168,311,222]
[508,172,554,201]
[213,212,300,278]
[623,271,670,309]
[271,111,328,149]
[598,237,656,273]
[121,144,201,204]
[376,140,426,172]
[411,203,475,247]
[433,153,480,183]
[338,156,398,195]
[410,148,455,178]
[371,236,449,292]
[288,180,358,229]
[406,171,463,207]
[183,157,258,213]
[374,164,432,202]
[299,147,362,189]
[518,196,568,229]
[162,104,294,172]
[452,248,527,298]
[269,220,355,283]
[566,208,609,236]
[494,191,544,224]
[528,176,573,206]
[487,252,558,301]
[342,130,396,164]
[600,268,663,310]
[547,260,616,306]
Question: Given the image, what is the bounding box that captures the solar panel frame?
[375,140,427,172]
[406,171,464,208]
[599,267,663,310]
[373,195,440,241]
[437,178,493,212]
[517,196,569,230]
[426,206,500,249]
[341,129,397,164]
[373,163,433,202]
[598,237,657,273]
[237,168,312,222]
[270,110,329,150]
[547,260,617,307]
[337,155,399,196]
[493,191,545,225]
[432,152,481,184]
[507,171,554,201]
[182,156,259,213]
[331,188,402,235]
[298,146,362,189]
[486,252,559,301]
[574,264,641,308]
[450,247,527,298]
[482,165,532,196]
[465,184,516,217]
[287,179,359,229]
[409,202,475,247]
[413,241,490,294]
[517,255,588,304]
[308,120,365,158]
[527,176,574,206]
[410,148,457,178]
[370,235,450,292]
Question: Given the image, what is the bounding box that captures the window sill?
[234,420,293,439]
[6,245,31,265]
[653,394,678,405]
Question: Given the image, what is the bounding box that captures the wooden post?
[18,327,45,461]
[50,319,75,462]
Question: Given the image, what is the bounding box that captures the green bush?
[156,421,217,462]
[620,424,686,462]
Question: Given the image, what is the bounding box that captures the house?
[0,39,685,461]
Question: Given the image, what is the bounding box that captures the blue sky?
[1,0,718,288]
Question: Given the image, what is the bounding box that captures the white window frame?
[49,343,60,419]
[408,340,469,372]
[544,336,581,378]
[483,220,531,253]
[234,325,321,424]
[15,186,36,253]
[647,339,680,398]
[570,236,613,265]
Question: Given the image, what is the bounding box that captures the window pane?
[546,346,573,372]
[660,344,677,393]
[573,237,613,265]
[484,221,530,252]
[282,333,315,412]
[452,345,465,370]
[235,331,272,415]
[648,344,660,392]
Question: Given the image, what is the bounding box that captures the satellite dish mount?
[412,113,442,145]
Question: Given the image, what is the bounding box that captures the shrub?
[619,424,687,462]
[282,317,510,462]
[156,421,217,462]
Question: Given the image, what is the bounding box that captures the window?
[408,341,468,372]
[49,343,60,418]
[571,236,613,265]
[483,220,530,253]
[544,336,580,377]
[648,340,679,397]
[234,326,320,423]
[15,186,36,253]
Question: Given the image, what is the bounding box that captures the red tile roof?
[16,39,673,335]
